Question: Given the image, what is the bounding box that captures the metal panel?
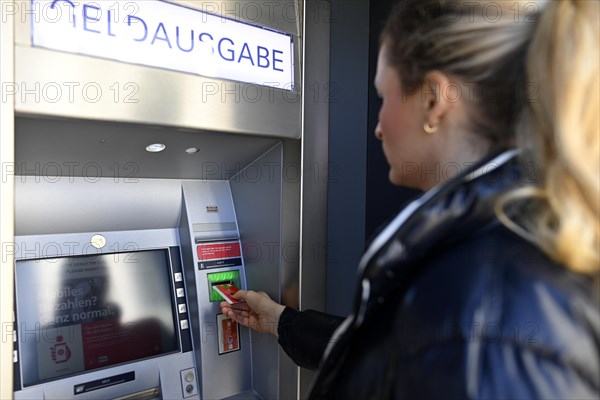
[13,229,181,260]
[174,0,301,36]
[12,0,303,139]
[15,116,280,180]
[299,0,330,397]
[180,181,253,400]
[278,138,302,400]
[14,0,300,44]
[0,1,16,397]
[14,177,184,235]
[229,143,284,400]
[14,46,301,138]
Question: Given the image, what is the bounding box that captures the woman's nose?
[375,123,383,140]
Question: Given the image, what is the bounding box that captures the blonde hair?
[505,0,600,275]
[381,0,547,151]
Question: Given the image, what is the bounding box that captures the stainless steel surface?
[172,0,301,36]
[15,177,184,235]
[222,389,263,400]
[14,229,181,258]
[112,387,160,400]
[14,0,300,43]
[278,138,302,400]
[13,0,302,139]
[179,181,253,399]
[0,1,16,397]
[15,116,280,180]
[298,0,330,397]
[230,143,283,400]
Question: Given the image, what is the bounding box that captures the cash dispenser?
[2,0,331,399]
[11,136,288,400]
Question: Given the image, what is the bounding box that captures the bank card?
[214,284,241,304]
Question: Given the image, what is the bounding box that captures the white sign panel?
[31,0,295,90]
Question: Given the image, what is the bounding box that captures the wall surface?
[325,0,370,317]
[365,0,421,240]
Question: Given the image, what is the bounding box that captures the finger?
[230,301,251,311]
[225,309,246,324]
[231,289,248,301]
[225,308,252,320]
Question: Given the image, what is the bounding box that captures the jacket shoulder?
[397,224,600,396]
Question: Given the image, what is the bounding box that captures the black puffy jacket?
[278,151,600,399]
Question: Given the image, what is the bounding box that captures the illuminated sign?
[31,0,295,90]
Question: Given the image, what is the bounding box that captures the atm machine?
[0,0,330,399]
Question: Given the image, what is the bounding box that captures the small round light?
[146,143,166,153]
[90,234,106,249]
[185,147,200,154]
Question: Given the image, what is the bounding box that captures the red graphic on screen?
[81,319,164,370]
[50,336,72,364]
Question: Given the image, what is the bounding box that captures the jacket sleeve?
[277,307,345,370]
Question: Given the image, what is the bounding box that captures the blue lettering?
[198,33,214,55]
[237,43,254,65]
[151,23,172,48]
[127,15,147,42]
[82,4,101,34]
[218,38,235,61]
[176,27,194,52]
[107,10,115,37]
[273,50,284,72]
[50,0,76,27]
[257,46,270,68]
[51,0,75,7]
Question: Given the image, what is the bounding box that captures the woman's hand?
[220,290,285,337]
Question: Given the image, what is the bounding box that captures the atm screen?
[14,249,179,387]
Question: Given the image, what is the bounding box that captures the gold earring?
[424,122,438,134]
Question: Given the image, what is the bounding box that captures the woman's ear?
[423,70,455,129]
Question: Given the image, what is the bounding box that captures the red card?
[213,284,241,304]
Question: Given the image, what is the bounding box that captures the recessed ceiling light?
[185,147,200,154]
[146,143,166,153]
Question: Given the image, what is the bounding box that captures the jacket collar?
[355,149,525,324]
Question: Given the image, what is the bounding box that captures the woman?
[221,1,599,398]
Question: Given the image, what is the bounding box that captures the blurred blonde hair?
[502,0,600,275]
